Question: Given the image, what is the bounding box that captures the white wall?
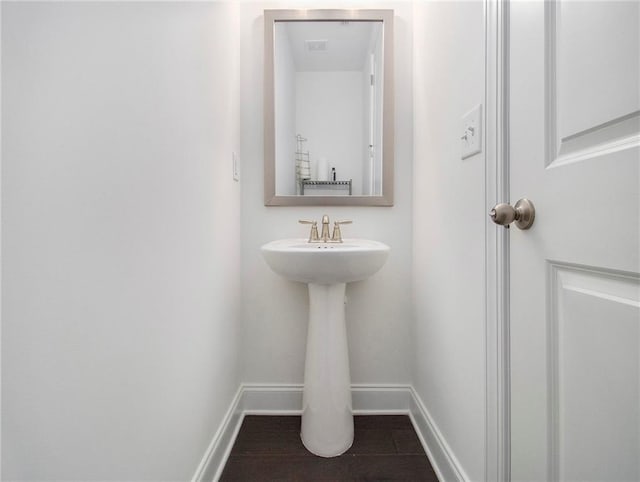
[362,54,373,195]
[274,24,297,196]
[412,2,486,481]
[372,27,384,196]
[1,2,242,480]
[296,71,363,194]
[240,1,413,386]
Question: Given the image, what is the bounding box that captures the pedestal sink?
[261,238,390,457]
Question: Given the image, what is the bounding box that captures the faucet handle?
[331,220,352,243]
[299,220,319,242]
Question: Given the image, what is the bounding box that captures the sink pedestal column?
[301,282,353,457]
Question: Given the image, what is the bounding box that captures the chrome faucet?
[299,215,352,243]
[331,220,352,242]
[298,219,319,242]
[320,214,331,242]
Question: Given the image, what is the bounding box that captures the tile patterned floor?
[219,415,438,481]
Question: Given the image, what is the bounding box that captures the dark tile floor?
[219,415,438,481]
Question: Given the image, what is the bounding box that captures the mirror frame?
[264,9,394,206]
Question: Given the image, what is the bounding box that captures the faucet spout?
[320,214,330,242]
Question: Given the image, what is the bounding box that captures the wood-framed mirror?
[264,9,394,206]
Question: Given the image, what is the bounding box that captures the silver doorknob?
[489,198,535,230]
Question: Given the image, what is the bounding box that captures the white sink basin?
[261,238,390,284]
[260,238,390,458]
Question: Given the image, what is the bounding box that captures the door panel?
[548,1,640,168]
[557,2,639,140]
[550,264,639,481]
[510,1,640,481]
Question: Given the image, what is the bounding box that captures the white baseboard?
[192,383,468,482]
[352,384,413,414]
[241,383,414,415]
[241,383,303,414]
[190,386,244,482]
[409,387,469,482]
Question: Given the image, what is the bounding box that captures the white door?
[508,2,640,481]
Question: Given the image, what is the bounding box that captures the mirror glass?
[265,10,394,206]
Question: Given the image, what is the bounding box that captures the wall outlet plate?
[461,104,482,160]
[232,152,240,181]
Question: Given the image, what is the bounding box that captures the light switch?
[461,104,482,160]
[232,152,240,181]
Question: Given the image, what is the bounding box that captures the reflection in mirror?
[264,10,394,206]
[275,21,383,197]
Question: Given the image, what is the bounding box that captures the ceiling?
[278,20,381,72]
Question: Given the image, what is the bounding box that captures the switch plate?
[461,104,482,159]
[232,152,240,181]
